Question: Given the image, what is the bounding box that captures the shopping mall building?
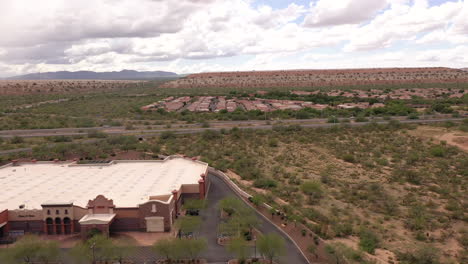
[0,156,209,238]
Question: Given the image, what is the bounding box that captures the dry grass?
[0,80,146,95]
[162,67,468,89]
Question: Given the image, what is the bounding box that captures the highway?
[0,114,458,139]
[0,117,463,156]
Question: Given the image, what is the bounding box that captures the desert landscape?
[161,67,468,89]
[0,80,147,95]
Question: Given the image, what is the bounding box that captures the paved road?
[204,174,309,264]
[0,117,463,155]
[0,117,463,139]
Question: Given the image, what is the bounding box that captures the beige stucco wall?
[73,206,88,220]
[42,206,74,220]
[8,209,43,221]
[181,184,199,193]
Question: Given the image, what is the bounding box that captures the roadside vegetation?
[0,80,466,130]
[2,121,466,263]
[1,80,467,263]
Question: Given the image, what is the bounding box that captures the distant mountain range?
[461,68,468,71]
[4,70,178,80]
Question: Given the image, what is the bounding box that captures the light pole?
[90,241,96,264]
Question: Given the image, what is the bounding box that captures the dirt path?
[438,132,468,151]
[409,126,468,152]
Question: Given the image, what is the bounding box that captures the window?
[65,209,68,215]
[47,210,50,215]
[56,210,59,215]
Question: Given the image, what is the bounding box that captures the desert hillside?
[161,67,468,89]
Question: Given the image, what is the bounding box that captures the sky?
[0,0,467,77]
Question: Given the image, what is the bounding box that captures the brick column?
[43,222,47,234]
[201,173,207,190]
[71,221,75,233]
[198,178,205,199]
[172,190,179,218]
[61,222,65,234]
[53,223,57,234]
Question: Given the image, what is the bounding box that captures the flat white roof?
[79,213,116,225]
[0,156,208,210]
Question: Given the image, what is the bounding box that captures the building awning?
[78,214,116,225]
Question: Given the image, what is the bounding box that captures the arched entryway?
[55,218,62,235]
[64,217,71,234]
[46,218,54,235]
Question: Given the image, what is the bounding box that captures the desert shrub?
[253,178,278,189]
[406,203,429,231]
[201,130,220,140]
[301,181,323,195]
[48,135,72,142]
[407,113,419,119]
[10,136,24,144]
[392,168,422,185]
[87,130,107,138]
[355,116,368,122]
[430,146,445,157]
[327,116,339,123]
[159,131,175,140]
[268,138,279,147]
[342,154,356,163]
[359,228,379,254]
[459,230,468,249]
[250,194,265,207]
[397,246,440,264]
[332,222,353,237]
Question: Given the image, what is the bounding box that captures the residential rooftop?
[0,156,208,211]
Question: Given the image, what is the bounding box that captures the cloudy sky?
[0,0,467,77]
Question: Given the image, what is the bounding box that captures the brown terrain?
[0,80,146,95]
[409,126,468,152]
[161,67,468,89]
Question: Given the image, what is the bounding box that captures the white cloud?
[303,0,389,27]
[344,0,463,51]
[0,0,467,77]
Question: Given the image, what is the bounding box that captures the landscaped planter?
[155,259,207,264]
[217,228,260,246]
[227,258,278,264]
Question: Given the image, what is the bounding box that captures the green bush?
[430,146,445,157]
[10,136,24,144]
[359,228,379,254]
[253,178,278,189]
[397,246,440,264]
[355,116,368,122]
[342,154,356,163]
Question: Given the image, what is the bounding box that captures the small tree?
[359,228,379,254]
[111,238,136,263]
[257,233,286,264]
[251,194,265,207]
[1,235,60,264]
[242,210,260,239]
[219,196,243,216]
[227,237,250,263]
[301,181,323,204]
[179,238,207,260]
[153,238,181,263]
[70,234,114,263]
[176,215,202,237]
[183,199,206,215]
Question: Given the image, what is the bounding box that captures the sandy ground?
[409,126,468,152]
[329,236,398,264]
